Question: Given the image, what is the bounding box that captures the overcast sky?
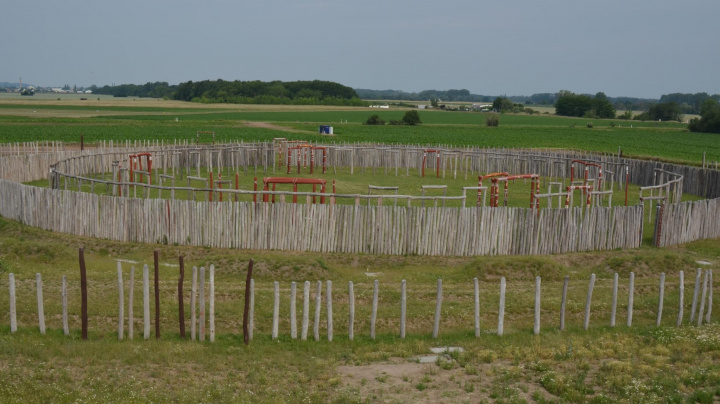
[3,0,719,98]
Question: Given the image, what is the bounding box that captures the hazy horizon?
[3,0,719,99]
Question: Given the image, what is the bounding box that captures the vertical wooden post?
[249,278,255,341]
[583,274,595,330]
[706,270,713,324]
[400,279,407,339]
[178,257,185,339]
[610,273,618,327]
[498,277,506,336]
[199,267,206,341]
[154,250,160,339]
[474,277,480,337]
[79,247,88,340]
[432,279,442,338]
[117,263,124,340]
[209,265,215,342]
[302,281,310,341]
[243,260,254,344]
[534,276,541,335]
[272,281,280,340]
[348,281,355,341]
[690,268,701,323]
[677,270,685,327]
[143,264,150,340]
[9,273,17,334]
[314,281,322,341]
[560,276,568,331]
[128,267,134,340]
[191,266,197,340]
[657,273,665,326]
[627,272,635,327]
[290,282,297,339]
[62,275,69,336]
[371,280,378,340]
[36,273,45,335]
[698,270,709,326]
[327,280,333,342]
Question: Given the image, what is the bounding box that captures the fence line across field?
[6,262,715,342]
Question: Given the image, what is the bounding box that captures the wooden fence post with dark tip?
[560,276,568,331]
[249,279,255,341]
[474,278,480,337]
[698,270,709,326]
[371,280,378,340]
[534,276,541,335]
[400,280,407,339]
[242,259,253,345]
[498,277,506,336]
[36,273,45,335]
[154,250,160,339]
[583,274,595,331]
[690,268,701,323]
[432,279,442,339]
[677,270,684,327]
[79,247,88,340]
[706,270,713,324]
[178,256,185,339]
[657,273,665,326]
[117,263,124,340]
[627,272,635,327]
[610,273,618,327]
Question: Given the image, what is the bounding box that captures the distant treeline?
[660,93,720,115]
[90,80,365,106]
[173,80,365,106]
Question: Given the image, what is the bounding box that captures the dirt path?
[242,121,320,135]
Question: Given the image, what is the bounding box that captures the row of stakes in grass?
[5,249,715,340]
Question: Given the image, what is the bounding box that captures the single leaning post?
[627,272,635,327]
[242,259,253,345]
[191,266,197,340]
[698,269,709,326]
[36,273,45,335]
[178,256,185,339]
[498,277,506,336]
[348,281,354,341]
[209,264,215,342]
[371,280,378,340]
[534,276,541,335]
[79,247,88,340]
[560,276,568,331]
[706,270,713,323]
[272,281,279,340]
[199,267,206,341]
[117,262,124,340]
[584,274,595,331]
[62,275,69,336]
[432,279,442,339]
[154,250,160,339]
[690,268,701,323]
[143,264,150,340]
[400,280,407,339]
[129,267,134,340]
[610,273,618,327]
[657,272,665,326]
[327,280,333,342]
[474,277,480,337]
[290,282,297,339]
[677,270,685,327]
[302,281,310,341]
[314,281,322,341]
[9,273,17,333]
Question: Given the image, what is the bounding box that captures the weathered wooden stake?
[62,275,69,336]
[314,281,322,341]
[79,247,88,340]
[117,262,124,340]
[178,256,185,339]
[627,272,635,327]
[560,276,568,331]
[657,272,665,326]
[690,268,701,323]
[191,266,197,340]
[698,269,709,326]
[400,279,407,339]
[302,280,310,341]
[327,280,333,342]
[534,276,541,335]
[610,273,618,327]
[272,281,280,340]
[371,279,378,340]
[498,277,506,336]
[290,282,297,339]
[706,270,713,323]
[143,264,150,339]
[433,279,442,338]
[348,281,355,341]
[677,270,685,327]
[249,278,255,341]
[199,266,206,341]
[243,259,253,345]
[129,267,134,339]
[474,277,480,337]
[9,273,17,334]
[209,265,215,342]
[36,273,45,335]
[583,274,595,331]
[154,250,160,339]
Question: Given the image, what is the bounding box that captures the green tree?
[365,114,385,125]
[689,99,720,133]
[401,110,421,125]
[492,97,515,113]
[648,102,682,122]
[430,97,439,108]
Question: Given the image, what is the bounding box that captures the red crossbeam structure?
[128,152,152,185]
[262,177,327,204]
[489,174,540,209]
[565,185,594,208]
[570,160,603,197]
[478,172,509,206]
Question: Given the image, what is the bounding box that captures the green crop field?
[1,98,720,402]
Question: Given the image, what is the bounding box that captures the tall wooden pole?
[79,247,88,340]
[178,256,185,338]
[154,250,160,339]
[242,259,253,345]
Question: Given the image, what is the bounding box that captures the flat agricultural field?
[1,97,720,402]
